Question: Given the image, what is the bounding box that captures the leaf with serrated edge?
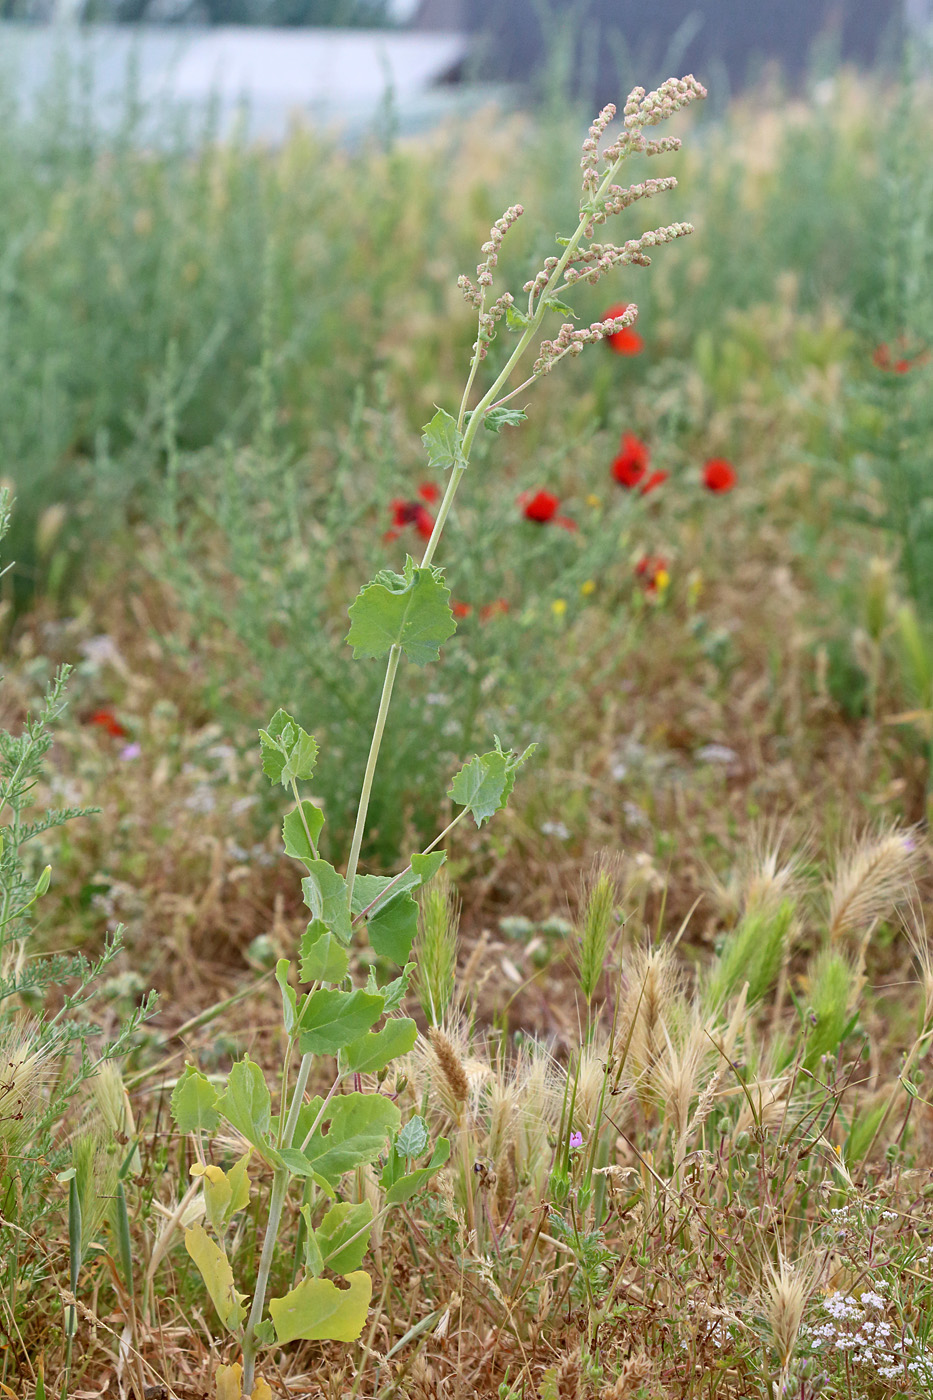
[317,1200,374,1274]
[301,861,352,943]
[217,1057,272,1151]
[184,1223,247,1333]
[368,891,418,965]
[171,1064,221,1135]
[382,1138,451,1205]
[421,407,464,471]
[448,740,536,827]
[299,1203,325,1277]
[283,802,325,865]
[346,556,455,666]
[298,1092,401,1185]
[297,989,384,1056]
[483,406,528,433]
[259,709,318,788]
[369,962,415,1013]
[270,1271,372,1344]
[396,1115,430,1159]
[299,922,350,985]
[352,849,445,918]
[344,1018,417,1074]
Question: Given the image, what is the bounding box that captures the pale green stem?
[241,1052,316,1392]
[344,643,402,906]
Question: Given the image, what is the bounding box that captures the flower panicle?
[475,203,524,288]
[533,308,643,376]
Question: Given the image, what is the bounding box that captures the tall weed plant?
[164,75,708,1395]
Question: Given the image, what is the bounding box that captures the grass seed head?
[427,1026,471,1112]
[827,825,921,944]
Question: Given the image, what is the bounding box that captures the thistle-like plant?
[170,74,706,1395]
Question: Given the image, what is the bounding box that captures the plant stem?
[241,1052,314,1392]
[344,642,402,906]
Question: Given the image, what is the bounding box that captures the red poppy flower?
[451,600,472,618]
[635,555,668,593]
[639,470,669,496]
[518,490,578,531]
[872,340,928,374]
[385,499,435,543]
[520,489,559,523]
[418,482,441,504]
[480,598,509,621]
[88,709,129,739]
[602,303,644,355]
[702,459,736,493]
[611,433,650,489]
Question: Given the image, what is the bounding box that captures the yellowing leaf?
[251,1380,273,1400]
[184,1223,247,1333]
[269,1270,372,1344]
[214,1363,243,1400]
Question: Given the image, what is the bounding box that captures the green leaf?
[301,861,352,943]
[505,304,532,331]
[352,850,445,918]
[396,1115,430,1159]
[171,1064,221,1135]
[368,962,415,1013]
[275,960,298,1035]
[382,1137,451,1206]
[448,738,537,827]
[217,1057,272,1152]
[297,990,385,1056]
[483,406,528,433]
[542,295,576,318]
[353,852,447,965]
[299,1203,326,1277]
[184,1223,247,1333]
[346,556,456,667]
[368,891,419,965]
[259,709,319,788]
[317,1200,374,1274]
[283,802,325,866]
[344,1018,417,1074]
[421,407,464,472]
[299,921,350,985]
[343,554,456,669]
[269,1271,372,1344]
[410,850,447,886]
[298,1092,401,1186]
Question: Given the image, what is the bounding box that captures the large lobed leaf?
[346,556,456,666]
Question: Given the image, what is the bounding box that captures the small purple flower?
[569,1131,583,1150]
[120,742,142,761]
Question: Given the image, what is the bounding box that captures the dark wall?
[456,0,903,98]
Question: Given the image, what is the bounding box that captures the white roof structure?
[0,23,477,141]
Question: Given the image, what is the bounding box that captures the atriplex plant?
[170,75,706,1395]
